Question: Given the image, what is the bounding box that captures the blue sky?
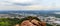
[0,0,60,10]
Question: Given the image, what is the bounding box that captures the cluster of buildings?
[0,14,24,19]
[38,16,60,26]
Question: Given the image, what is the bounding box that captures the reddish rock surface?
[20,20,36,26]
[31,19,41,26]
[15,19,46,26]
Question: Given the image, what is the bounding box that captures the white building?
[38,16,46,21]
[45,16,60,25]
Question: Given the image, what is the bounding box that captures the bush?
[46,23,53,26]
[0,18,20,26]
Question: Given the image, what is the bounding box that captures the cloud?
[0,0,60,10]
[13,3,32,6]
[0,0,12,6]
[0,5,60,11]
[0,0,40,6]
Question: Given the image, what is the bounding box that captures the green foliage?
[46,23,53,26]
[0,21,11,26]
[0,18,20,26]
[0,16,53,26]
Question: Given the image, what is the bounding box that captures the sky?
[0,0,60,10]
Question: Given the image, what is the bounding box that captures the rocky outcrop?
[20,19,46,26]
[15,16,46,26]
[20,20,36,26]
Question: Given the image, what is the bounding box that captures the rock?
[15,24,19,26]
[20,20,36,26]
[41,21,46,26]
[31,19,41,26]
